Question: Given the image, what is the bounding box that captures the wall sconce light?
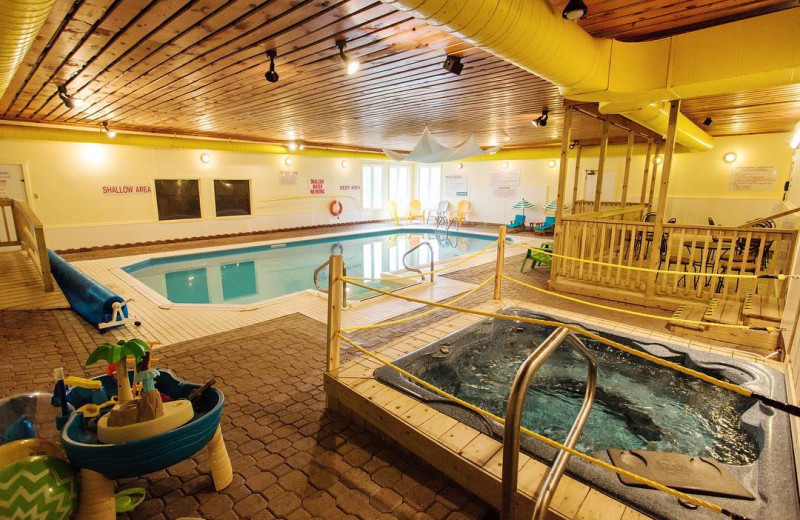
[341,160,348,169]
[654,156,663,165]
[547,159,557,168]
[200,153,211,164]
[501,161,509,169]
[456,163,463,170]
[284,157,293,167]
[723,152,737,163]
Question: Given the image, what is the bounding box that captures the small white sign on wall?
[309,178,326,195]
[444,173,468,198]
[0,180,8,198]
[279,170,298,185]
[490,170,520,187]
[730,166,777,191]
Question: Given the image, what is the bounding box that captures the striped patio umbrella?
[511,198,535,215]
[544,200,568,212]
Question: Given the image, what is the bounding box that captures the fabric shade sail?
[383,127,502,163]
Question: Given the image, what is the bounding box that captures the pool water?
[404,317,760,465]
[123,229,495,305]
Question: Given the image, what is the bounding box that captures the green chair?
[521,242,553,271]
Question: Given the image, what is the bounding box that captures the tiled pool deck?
[0,223,774,520]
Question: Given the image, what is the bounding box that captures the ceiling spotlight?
[443,55,463,76]
[102,121,116,138]
[569,140,579,150]
[287,142,298,152]
[532,109,549,127]
[285,157,293,167]
[265,49,279,83]
[562,0,588,20]
[200,153,211,164]
[57,85,83,109]
[703,116,713,126]
[336,40,360,75]
[723,152,737,163]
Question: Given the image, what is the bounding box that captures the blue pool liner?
[48,249,128,329]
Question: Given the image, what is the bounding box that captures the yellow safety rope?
[508,240,793,280]
[340,278,752,397]
[500,274,779,333]
[337,334,746,520]
[344,239,498,282]
[341,274,495,332]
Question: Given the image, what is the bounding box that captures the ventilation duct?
[382,0,800,151]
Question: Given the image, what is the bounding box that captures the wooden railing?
[554,217,797,303]
[0,198,53,292]
[571,204,646,222]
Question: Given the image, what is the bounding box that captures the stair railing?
[402,242,434,282]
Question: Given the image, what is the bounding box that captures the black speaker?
[443,55,463,75]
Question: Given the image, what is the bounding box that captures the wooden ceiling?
[1,0,798,151]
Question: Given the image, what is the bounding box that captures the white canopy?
[382,127,502,163]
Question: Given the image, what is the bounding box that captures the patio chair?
[532,216,556,235]
[656,231,692,287]
[507,214,526,233]
[427,200,449,225]
[715,222,774,292]
[448,200,471,229]
[521,242,553,271]
[387,201,400,225]
[407,200,425,224]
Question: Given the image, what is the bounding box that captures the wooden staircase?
[667,295,782,355]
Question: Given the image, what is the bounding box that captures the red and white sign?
[309,178,326,195]
[339,184,360,191]
[103,185,152,194]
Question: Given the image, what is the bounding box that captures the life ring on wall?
[329,199,343,218]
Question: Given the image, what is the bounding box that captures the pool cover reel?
[48,249,129,330]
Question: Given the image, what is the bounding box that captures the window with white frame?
[362,165,384,209]
[417,165,441,208]
[388,165,410,210]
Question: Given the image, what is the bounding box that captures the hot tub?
[374,308,798,520]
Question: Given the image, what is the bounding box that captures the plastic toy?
[2,415,35,444]
[85,339,150,403]
[114,487,146,513]
[0,438,64,468]
[0,454,77,520]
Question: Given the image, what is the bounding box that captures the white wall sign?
[309,178,326,195]
[0,180,8,198]
[444,173,468,198]
[490,170,520,187]
[730,166,777,191]
[0,170,10,179]
[279,170,298,185]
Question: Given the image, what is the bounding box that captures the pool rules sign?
[309,178,326,195]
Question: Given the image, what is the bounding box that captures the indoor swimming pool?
[121,228,496,305]
[375,308,797,520]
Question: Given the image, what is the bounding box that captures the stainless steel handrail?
[402,242,435,282]
[313,258,347,308]
[500,327,597,520]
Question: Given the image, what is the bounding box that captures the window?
[155,179,201,221]
[417,165,441,208]
[362,165,384,209]
[389,165,410,210]
[214,179,251,217]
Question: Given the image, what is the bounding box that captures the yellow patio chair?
[450,200,471,227]
[408,200,425,223]
[387,201,400,225]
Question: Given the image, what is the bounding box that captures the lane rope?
[337,334,754,520]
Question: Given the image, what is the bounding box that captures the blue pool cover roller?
[48,249,128,329]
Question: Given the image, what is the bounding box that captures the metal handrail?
[313,258,347,308]
[500,327,597,520]
[402,242,435,282]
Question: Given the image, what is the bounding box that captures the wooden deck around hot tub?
[324,299,787,520]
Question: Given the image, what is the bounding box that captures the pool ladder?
[501,327,597,520]
[402,242,434,282]
[313,259,347,308]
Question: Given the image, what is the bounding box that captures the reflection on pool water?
[122,229,496,305]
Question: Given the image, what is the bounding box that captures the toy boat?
[60,369,224,479]
[96,399,194,444]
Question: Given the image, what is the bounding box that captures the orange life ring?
[329,199,343,218]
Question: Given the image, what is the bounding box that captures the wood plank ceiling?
[1,0,798,151]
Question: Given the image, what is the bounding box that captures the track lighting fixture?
[562,0,588,20]
[102,121,116,138]
[531,109,549,127]
[336,40,360,75]
[265,50,279,83]
[569,140,579,150]
[443,55,463,75]
[57,85,83,109]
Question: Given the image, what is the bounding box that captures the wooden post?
[639,138,653,205]
[593,119,610,212]
[571,145,582,213]
[647,140,663,208]
[620,130,634,209]
[551,106,573,285]
[645,100,680,298]
[326,254,344,372]
[494,225,506,299]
